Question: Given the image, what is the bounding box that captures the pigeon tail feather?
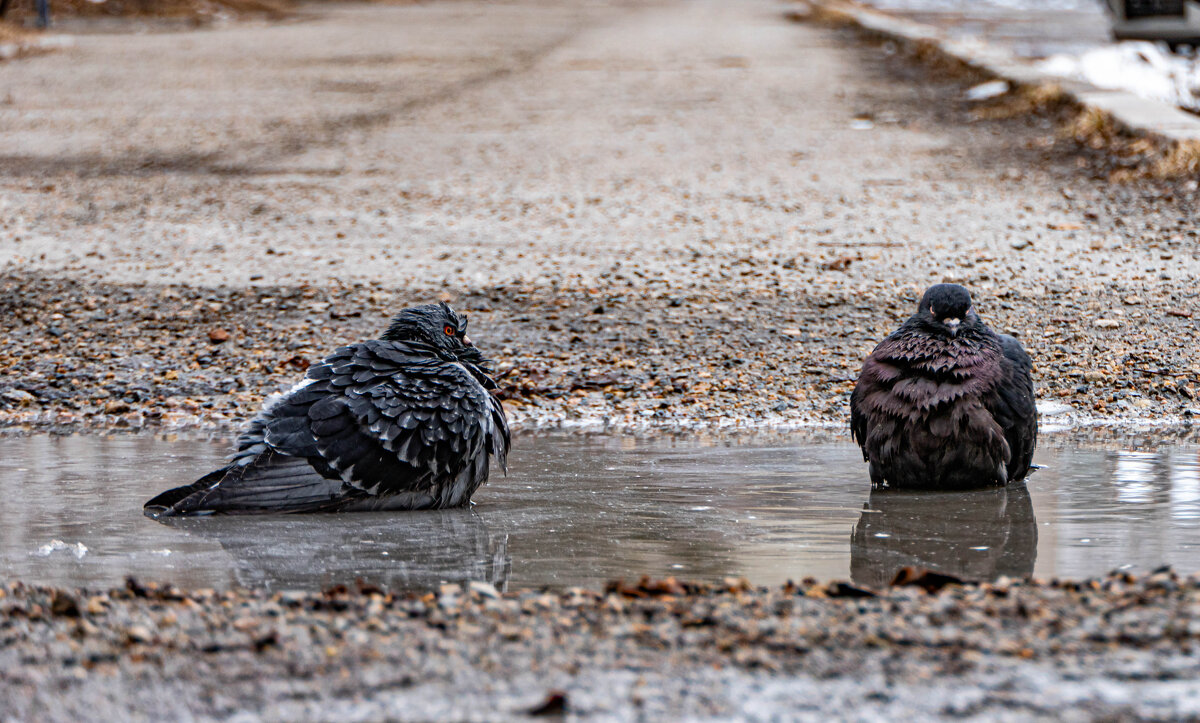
[143,452,352,517]
[143,467,228,516]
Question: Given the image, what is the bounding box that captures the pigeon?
[850,283,1037,489]
[144,302,509,516]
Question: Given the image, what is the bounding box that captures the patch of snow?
[1037,400,1073,416]
[34,540,88,559]
[1040,41,1200,111]
[966,79,1011,101]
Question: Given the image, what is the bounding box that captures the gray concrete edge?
[793,0,1200,145]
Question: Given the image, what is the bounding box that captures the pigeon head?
[381,302,477,355]
[917,284,976,337]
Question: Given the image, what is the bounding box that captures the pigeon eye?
[443,325,455,336]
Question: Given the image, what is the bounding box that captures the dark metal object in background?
[1123,0,1185,19]
[1107,0,1200,43]
[0,0,51,26]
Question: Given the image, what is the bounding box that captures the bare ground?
[3,572,1200,721]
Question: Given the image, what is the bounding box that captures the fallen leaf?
[891,566,966,593]
[527,691,568,717]
[50,591,81,618]
[606,576,689,598]
[822,256,855,271]
[825,582,876,598]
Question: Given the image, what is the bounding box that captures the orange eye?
[444,325,455,336]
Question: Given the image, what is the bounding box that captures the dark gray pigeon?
[850,284,1036,489]
[145,302,509,516]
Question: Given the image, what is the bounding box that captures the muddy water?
[0,432,1198,593]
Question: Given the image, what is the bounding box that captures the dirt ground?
[4,572,1200,721]
[1,0,1199,435]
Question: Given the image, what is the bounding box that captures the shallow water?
[1,431,1198,592]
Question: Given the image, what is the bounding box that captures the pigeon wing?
[850,357,876,460]
[145,347,366,515]
[142,450,358,516]
[850,346,904,462]
[984,334,1038,482]
[297,340,505,503]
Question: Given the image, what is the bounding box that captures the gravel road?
[1,0,1199,432]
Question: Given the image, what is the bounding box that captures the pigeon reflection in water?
[850,483,1037,590]
[159,509,509,593]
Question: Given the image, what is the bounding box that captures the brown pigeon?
[850,284,1037,488]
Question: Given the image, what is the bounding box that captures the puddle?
[1,432,1198,593]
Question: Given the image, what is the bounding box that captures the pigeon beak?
[462,334,473,347]
[944,318,961,336]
